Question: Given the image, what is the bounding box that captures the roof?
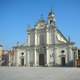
[57,29,68,42]
[57,29,75,45]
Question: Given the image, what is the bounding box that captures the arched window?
[50,20,53,24]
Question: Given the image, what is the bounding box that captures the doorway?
[39,54,45,66]
[21,58,24,66]
[61,57,65,66]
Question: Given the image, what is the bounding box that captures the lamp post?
[50,52,55,66]
[72,47,77,67]
[52,53,55,66]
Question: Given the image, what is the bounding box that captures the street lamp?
[50,52,55,66]
[72,47,77,67]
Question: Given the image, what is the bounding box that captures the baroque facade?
[11,10,76,67]
[0,45,3,65]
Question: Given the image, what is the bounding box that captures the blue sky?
[0,0,80,49]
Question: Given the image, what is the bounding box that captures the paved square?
[0,67,80,80]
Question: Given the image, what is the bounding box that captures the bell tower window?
[48,10,56,26]
[50,20,53,24]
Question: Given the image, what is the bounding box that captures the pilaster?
[35,30,38,45]
[34,48,38,67]
[27,32,30,46]
[45,47,50,66]
[27,51,30,66]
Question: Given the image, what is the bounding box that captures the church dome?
[38,19,45,23]
[38,18,46,24]
[38,14,46,23]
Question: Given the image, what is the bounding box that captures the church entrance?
[21,58,24,66]
[61,57,65,66]
[39,54,45,66]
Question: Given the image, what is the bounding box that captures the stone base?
[33,64,39,67]
[45,63,56,67]
[45,64,51,67]
[26,64,30,67]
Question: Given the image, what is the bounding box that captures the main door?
[39,54,45,66]
[21,58,24,66]
[61,57,65,66]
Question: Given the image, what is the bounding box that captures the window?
[21,52,24,56]
[61,50,65,53]
[78,50,80,59]
[50,20,53,24]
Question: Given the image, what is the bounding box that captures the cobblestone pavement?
[0,67,80,80]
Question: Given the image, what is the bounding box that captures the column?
[16,49,20,66]
[35,30,37,45]
[46,47,50,66]
[28,32,30,46]
[46,28,50,44]
[24,52,27,66]
[27,51,30,66]
[34,48,38,66]
[13,49,16,66]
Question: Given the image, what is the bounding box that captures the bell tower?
[48,10,56,26]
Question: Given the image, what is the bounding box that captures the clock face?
[36,22,46,29]
[39,23,45,29]
[40,23,44,26]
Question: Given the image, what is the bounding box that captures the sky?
[0,0,80,49]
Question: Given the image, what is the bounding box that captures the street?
[0,67,80,80]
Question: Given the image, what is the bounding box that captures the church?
[11,10,76,67]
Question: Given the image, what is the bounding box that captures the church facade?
[12,11,76,67]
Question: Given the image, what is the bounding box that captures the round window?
[21,52,24,55]
[61,50,65,53]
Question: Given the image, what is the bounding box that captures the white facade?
[0,45,3,65]
[13,11,75,67]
